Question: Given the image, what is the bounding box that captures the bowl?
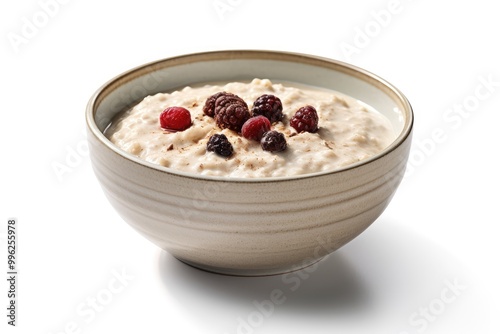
[86,50,413,276]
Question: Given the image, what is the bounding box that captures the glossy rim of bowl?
[86,50,414,183]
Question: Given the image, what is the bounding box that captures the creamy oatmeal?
[105,79,395,177]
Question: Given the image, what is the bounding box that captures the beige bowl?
[86,50,413,276]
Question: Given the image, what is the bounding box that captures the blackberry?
[203,92,233,117]
[261,131,287,152]
[214,94,250,132]
[251,94,283,123]
[207,134,233,157]
[290,105,319,133]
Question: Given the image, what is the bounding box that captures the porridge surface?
[105,79,395,178]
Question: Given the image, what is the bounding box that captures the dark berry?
[214,94,250,132]
[203,92,235,117]
[251,94,284,123]
[261,131,287,152]
[241,116,271,141]
[159,106,192,131]
[290,105,319,133]
[207,134,233,157]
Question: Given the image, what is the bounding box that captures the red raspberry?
[203,92,234,117]
[251,94,283,123]
[214,94,250,132]
[261,131,287,152]
[241,116,271,141]
[290,105,319,133]
[159,106,192,131]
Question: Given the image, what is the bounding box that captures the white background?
[1,0,499,333]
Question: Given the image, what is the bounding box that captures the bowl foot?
[175,256,326,277]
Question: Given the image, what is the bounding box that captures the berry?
[207,134,233,157]
[203,92,234,117]
[214,94,250,132]
[251,94,284,123]
[261,131,287,152]
[159,106,192,131]
[290,105,319,133]
[241,116,271,141]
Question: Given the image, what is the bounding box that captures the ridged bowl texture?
[86,50,413,276]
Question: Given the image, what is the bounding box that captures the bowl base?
[175,256,327,277]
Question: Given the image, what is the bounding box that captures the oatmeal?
[105,78,395,177]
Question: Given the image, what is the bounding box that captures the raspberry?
[241,116,271,141]
[251,94,283,123]
[290,105,319,133]
[159,106,192,131]
[214,94,250,132]
[203,92,234,117]
[207,134,233,157]
[261,131,287,152]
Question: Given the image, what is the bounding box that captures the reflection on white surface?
[158,220,468,334]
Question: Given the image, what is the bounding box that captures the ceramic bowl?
[86,50,413,276]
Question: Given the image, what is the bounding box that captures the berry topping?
[251,94,284,123]
[159,106,192,131]
[290,105,319,133]
[214,94,250,132]
[261,131,287,152]
[207,133,233,157]
[241,116,272,141]
[203,92,235,117]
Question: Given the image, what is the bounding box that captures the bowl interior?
[88,50,412,175]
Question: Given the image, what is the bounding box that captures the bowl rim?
[86,49,414,183]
